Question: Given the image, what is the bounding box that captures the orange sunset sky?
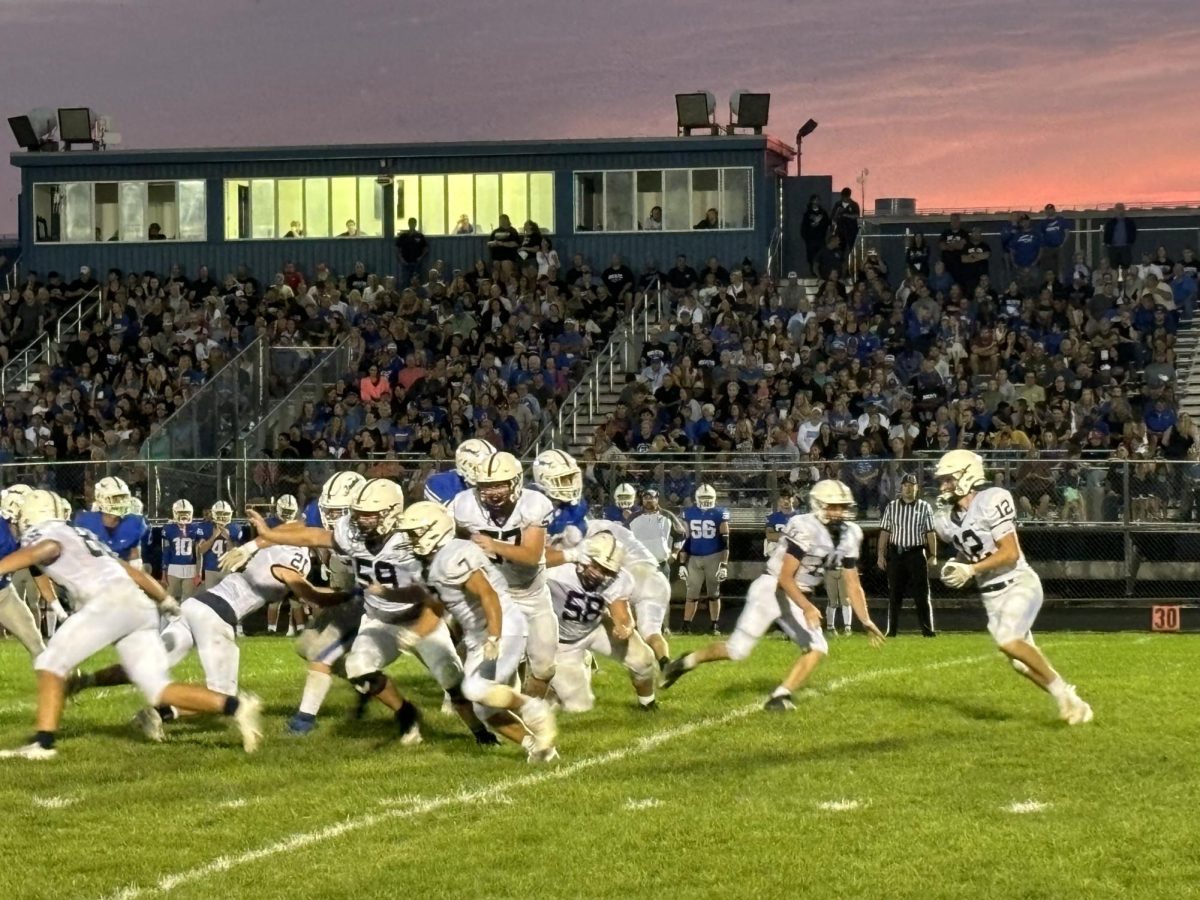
[2,0,1199,231]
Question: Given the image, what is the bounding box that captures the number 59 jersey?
[547,563,635,643]
[451,489,555,591]
[766,513,863,593]
[331,517,422,618]
[933,487,1031,589]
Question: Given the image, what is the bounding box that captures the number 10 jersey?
[932,487,1031,589]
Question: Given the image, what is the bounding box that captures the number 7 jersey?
[932,487,1031,589]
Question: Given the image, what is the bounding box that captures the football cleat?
[527,745,560,765]
[0,742,57,760]
[285,713,317,736]
[395,701,423,746]
[65,670,94,697]
[764,694,796,712]
[474,729,501,747]
[521,698,557,754]
[234,692,264,753]
[133,707,165,743]
[660,658,690,690]
[637,700,660,712]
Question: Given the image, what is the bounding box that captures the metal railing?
[237,339,354,458]
[0,285,102,396]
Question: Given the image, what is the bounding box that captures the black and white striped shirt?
[880,498,934,550]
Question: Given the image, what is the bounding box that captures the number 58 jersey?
[766,513,863,593]
[933,487,1031,589]
[547,563,635,643]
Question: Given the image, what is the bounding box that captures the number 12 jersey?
[932,487,1030,589]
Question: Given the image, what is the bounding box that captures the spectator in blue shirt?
[1145,398,1177,436]
[1168,262,1197,321]
[1039,204,1072,280]
[1009,214,1043,294]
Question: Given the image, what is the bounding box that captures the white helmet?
[211,500,233,526]
[475,451,523,517]
[0,484,33,521]
[396,501,454,558]
[578,531,626,592]
[350,479,405,539]
[319,471,366,528]
[94,476,132,516]
[18,489,71,535]
[613,483,637,510]
[533,449,583,503]
[172,499,194,524]
[695,484,718,510]
[455,438,496,486]
[275,494,299,522]
[933,449,987,504]
[808,479,857,524]
[128,497,144,517]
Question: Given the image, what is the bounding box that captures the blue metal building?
[10,135,812,279]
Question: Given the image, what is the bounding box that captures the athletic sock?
[826,605,836,627]
[638,694,656,707]
[222,696,240,717]
[1046,676,1069,700]
[841,605,853,626]
[299,670,333,717]
[770,685,791,700]
[34,730,56,750]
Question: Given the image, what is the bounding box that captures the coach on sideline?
[876,473,937,637]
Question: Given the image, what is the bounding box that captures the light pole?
[795,119,818,175]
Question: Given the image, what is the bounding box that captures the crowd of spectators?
[588,201,1200,521]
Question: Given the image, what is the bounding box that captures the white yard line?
[32,794,80,809]
[100,653,992,900]
[816,799,863,812]
[1005,799,1050,814]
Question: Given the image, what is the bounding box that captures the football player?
[161,499,201,602]
[933,450,1093,724]
[195,501,243,590]
[0,486,50,657]
[397,501,559,762]
[424,438,495,507]
[74,476,150,571]
[602,483,639,523]
[263,495,305,636]
[679,484,729,634]
[0,490,261,759]
[764,494,797,558]
[663,480,886,710]
[532,449,589,543]
[547,533,658,712]
[452,451,558,699]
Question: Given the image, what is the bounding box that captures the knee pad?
[350,671,387,696]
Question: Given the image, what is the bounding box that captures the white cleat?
[1057,685,1093,725]
[527,746,560,765]
[521,698,558,754]
[234,692,264,753]
[134,707,165,743]
[399,724,424,747]
[440,692,455,716]
[0,742,57,760]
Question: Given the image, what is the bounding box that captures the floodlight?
[797,118,819,139]
[57,107,94,148]
[676,92,716,135]
[730,91,771,132]
[8,108,58,151]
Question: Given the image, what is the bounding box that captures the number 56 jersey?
[766,513,863,593]
[933,487,1031,589]
[451,489,554,592]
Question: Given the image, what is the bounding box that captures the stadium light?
[729,91,771,133]
[795,118,819,175]
[676,92,716,136]
[8,108,58,151]
[57,107,95,149]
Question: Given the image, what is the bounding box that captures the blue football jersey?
[424,470,468,507]
[0,520,19,588]
[602,504,640,523]
[765,511,795,537]
[193,521,245,572]
[682,506,730,557]
[162,523,202,568]
[304,499,322,527]
[547,498,590,539]
[73,511,149,561]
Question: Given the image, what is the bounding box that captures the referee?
[876,474,937,637]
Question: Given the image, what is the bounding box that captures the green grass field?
[0,631,1197,900]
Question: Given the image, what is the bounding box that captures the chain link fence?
[1,453,1196,602]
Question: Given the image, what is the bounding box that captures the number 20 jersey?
[932,486,1031,589]
[547,563,635,643]
[451,489,554,592]
[767,513,863,593]
[331,516,422,618]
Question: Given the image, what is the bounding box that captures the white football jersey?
[424,538,517,647]
[21,521,134,607]
[547,563,634,643]
[210,544,311,621]
[452,488,554,591]
[933,487,1031,588]
[767,513,863,592]
[584,519,657,568]
[331,517,422,617]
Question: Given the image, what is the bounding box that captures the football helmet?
[475,452,523,517]
[0,484,32,522]
[95,476,132,517]
[933,449,986,504]
[455,438,496,486]
[808,479,857,524]
[350,479,405,539]
[18,490,71,535]
[275,494,299,522]
[172,499,194,524]
[533,449,583,503]
[319,471,366,528]
[128,496,144,517]
[613,483,637,510]
[578,531,625,592]
[396,501,454,558]
[695,484,718,510]
[211,500,234,526]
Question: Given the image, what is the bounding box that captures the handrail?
[0,284,102,396]
[868,199,1200,217]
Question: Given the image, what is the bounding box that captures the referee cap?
[901,473,919,486]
